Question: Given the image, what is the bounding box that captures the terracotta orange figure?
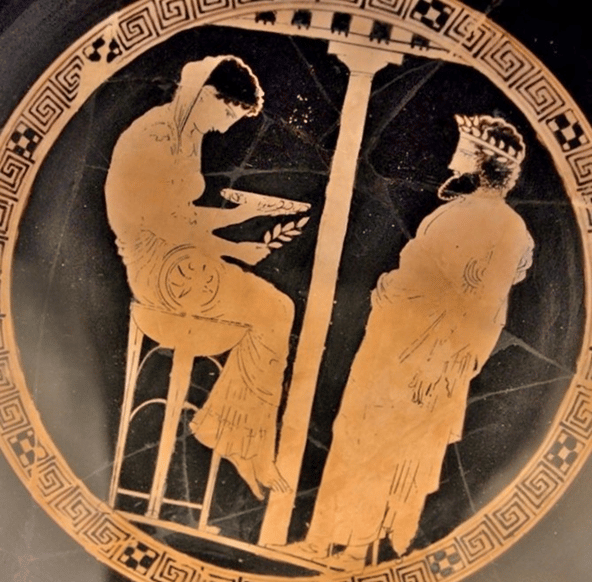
[289,115,534,566]
[105,56,294,500]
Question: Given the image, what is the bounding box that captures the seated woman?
[105,55,293,500]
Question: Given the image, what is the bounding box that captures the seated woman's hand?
[221,188,311,218]
[235,242,272,265]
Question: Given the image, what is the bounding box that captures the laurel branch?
[263,216,310,249]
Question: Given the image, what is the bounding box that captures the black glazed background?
[1,1,591,581]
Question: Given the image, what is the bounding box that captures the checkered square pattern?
[118,542,159,574]
[545,431,583,474]
[547,111,588,151]
[8,428,41,467]
[106,39,123,64]
[9,123,41,160]
[411,0,453,31]
[428,546,464,579]
[84,37,106,62]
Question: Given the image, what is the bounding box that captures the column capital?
[328,41,402,75]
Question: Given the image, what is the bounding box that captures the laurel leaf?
[284,221,295,232]
[285,229,301,236]
[263,231,272,244]
[278,235,292,242]
[297,216,310,228]
[268,241,283,249]
[273,223,282,239]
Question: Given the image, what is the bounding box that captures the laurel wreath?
[263,216,310,249]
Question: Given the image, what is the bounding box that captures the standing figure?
[105,56,294,500]
[293,115,534,565]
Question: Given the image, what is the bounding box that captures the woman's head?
[204,58,262,115]
[176,56,264,135]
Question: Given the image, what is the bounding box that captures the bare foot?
[228,457,265,501]
[254,462,291,494]
[217,454,290,501]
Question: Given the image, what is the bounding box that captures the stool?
[109,301,249,527]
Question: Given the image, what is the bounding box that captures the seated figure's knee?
[249,287,294,343]
[269,289,295,328]
[280,292,295,323]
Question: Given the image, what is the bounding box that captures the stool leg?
[146,350,194,519]
[109,317,143,507]
[198,452,221,531]
[371,539,379,566]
